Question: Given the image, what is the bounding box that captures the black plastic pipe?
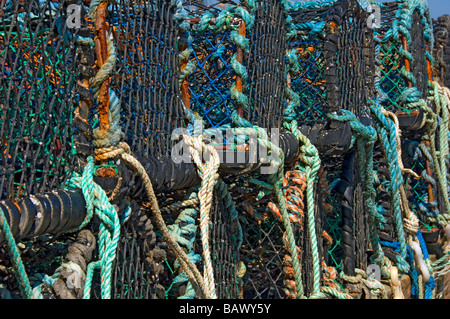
[0,189,87,244]
[0,121,353,242]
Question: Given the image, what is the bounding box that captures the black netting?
[111,203,166,299]
[210,186,240,299]
[377,2,405,113]
[377,2,432,115]
[185,30,237,130]
[373,146,397,243]
[410,9,428,99]
[433,15,450,87]
[240,213,288,299]
[234,176,327,299]
[246,0,287,130]
[181,0,289,133]
[110,0,185,158]
[320,152,368,276]
[0,0,92,200]
[338,5,375,119]
[183,0,241,16]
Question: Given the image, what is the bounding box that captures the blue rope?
[380,240,419,298]
[380,238,435,299]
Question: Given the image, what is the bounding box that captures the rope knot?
[403,213,420,235]
[94,142,131,162]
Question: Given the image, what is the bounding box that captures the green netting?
[375,0,434,114]
[1,0,449,301]
[0,0,90,200]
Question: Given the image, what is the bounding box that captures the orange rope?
[267,170,307,299]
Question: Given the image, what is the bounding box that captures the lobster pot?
[0,0,94,200]
[433,15,450,87]
[285,0,375,125]
[375,0,433,125]
[180,0,246,133]
[180,0,287,132]
[109,0,185,158]
[178,0,292,299]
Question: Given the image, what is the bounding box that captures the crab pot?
[178,0,296,299]
[375,0,433,130]
[376,1,446,284]
[180,0,245,131]
[96,0,188,299]
[0,0,184,299]
[0,0,97,299]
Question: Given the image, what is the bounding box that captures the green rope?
[375,0,434,113]
[328,109,393,278]
[368,103,410,274]
[0,207,34,299]
[67,156,120,299]
[285,119,323,298]
[167,201,201,299]
[426,83,450,220]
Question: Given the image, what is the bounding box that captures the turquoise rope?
[67,157,121,299]
[369,103,410,273]
[328,109,392,277]
[0,207,33,299]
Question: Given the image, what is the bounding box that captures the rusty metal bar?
[94,2,110,132]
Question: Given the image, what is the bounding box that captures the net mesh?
[409,9,428,99]
[0,0,91,200]
[110,0,185,158]
[433,15,450,87]
[246,0,287,130]
[110,203,166,299]
[1,0,447,300]
[376,2,431,114]
[186,30,237,129]
[286,0,374,124]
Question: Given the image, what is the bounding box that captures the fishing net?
[433,15,450,87]
[283,0,374,285]
[109,0,185,158]
[0,0,450,301]
[246,0,287,130]
[375,0,433,117]
[177,0,300,299]
[0,0,94,299]
[375,0,443,239]
[180,0,244,132]
[320,152,368,276]
[0,0,93,201]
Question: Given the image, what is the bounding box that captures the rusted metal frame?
[235,19,246,118]
[94,1,110,133]
[94,2,117,177]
